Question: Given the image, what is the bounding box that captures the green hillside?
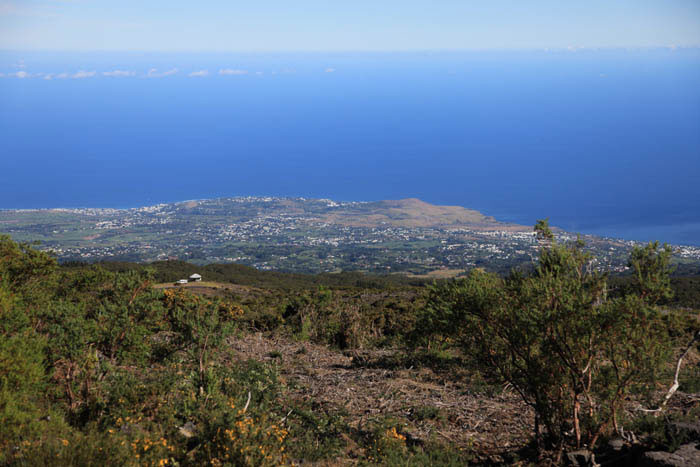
[2,231,699,465]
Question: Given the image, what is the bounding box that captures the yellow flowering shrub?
[202,413,289,466]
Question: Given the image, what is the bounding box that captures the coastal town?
[2,197,699,275]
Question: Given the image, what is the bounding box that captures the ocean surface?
[1,50,699,246]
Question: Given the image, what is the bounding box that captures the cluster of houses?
[174,273,202,285]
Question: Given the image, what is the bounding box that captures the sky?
[1,0,700,52]
[1,2,699,246]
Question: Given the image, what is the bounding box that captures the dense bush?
[0,235,296,465]
[0,234,435,465]
[417,221,699,454]
[281,286,423,349]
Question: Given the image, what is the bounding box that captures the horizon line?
[2,45,700,55]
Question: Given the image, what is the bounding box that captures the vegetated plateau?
[1,211,700,465]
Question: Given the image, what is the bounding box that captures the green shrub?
[362,417,472,466]
[282,286,422,349]
[419,220,696,453]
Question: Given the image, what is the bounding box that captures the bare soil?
[229,333,534,462]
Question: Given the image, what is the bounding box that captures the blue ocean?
[1,50,699,245]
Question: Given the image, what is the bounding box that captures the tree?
[421,220,691,455]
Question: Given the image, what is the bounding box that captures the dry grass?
[321,198,504,228]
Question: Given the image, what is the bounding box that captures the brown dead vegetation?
[229,333,535,461]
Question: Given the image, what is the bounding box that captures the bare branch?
[242,391,251,413]
[637,330,700,414]
[280,409,293,423]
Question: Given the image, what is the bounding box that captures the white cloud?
[188,69,209,77]
[56,72,69,79]
[255,71,264,75]
[147,68,178,78]
[44,73,53,80]
[0,72,5,78]
[324,68,336,73]
[102,70,135,77]
[13,70,29,78]
[72,70,96,79]
[219,68,248,76]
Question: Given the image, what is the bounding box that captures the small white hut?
[188,273,202,282]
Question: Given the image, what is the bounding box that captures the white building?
[189,273,202,282]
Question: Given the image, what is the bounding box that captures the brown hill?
[319,198,508,229]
